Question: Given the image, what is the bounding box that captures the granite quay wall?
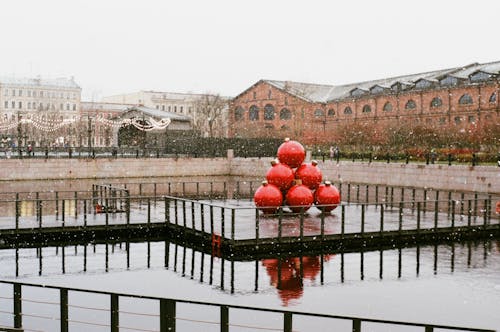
[0,157,229,181]
[230,157,500,194]
[0,153,498,194]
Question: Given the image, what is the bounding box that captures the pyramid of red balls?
[253,138,340,214]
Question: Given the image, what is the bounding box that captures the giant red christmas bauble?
[277,138,305,169]
[254,181,283,214]
[314,181,341,212]
[285,184,314,213]
[295,160,322,190]
[266,160,294,191]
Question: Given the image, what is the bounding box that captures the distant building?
[230,61,500,145]
[102,90,230,137]
[0,76,81,146]
[81,102,192,147]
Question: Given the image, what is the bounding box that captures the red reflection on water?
[262,255,333,306]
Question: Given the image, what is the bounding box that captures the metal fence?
[0,280,495,332]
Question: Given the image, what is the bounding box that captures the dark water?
[0,178,499,331]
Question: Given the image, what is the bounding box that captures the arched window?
[454,116,462,124]
[405,100,416,110]
[314,109,325,117]
[383,102,393,112]
[362,105,371,113]
[234,107,245,121]
[264,104,275,120]
[280,108,291,120]
[430,97,442,108]
[459,94,473,105]
[344,106,352,115]
[327,109,335,116]
[249,105,259,121]
[489,92,497,103]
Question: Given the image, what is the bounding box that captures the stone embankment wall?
[0,151,498,194]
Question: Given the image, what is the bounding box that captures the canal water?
[0,178,499,331]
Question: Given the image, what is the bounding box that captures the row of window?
[3,101,77,111]
[2,89,77,100]
[155,104,193,114]
[236,92,497,120]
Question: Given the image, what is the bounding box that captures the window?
[405,100,416,110]
[350,88,366,97]
[383,102,393,112]
[284,97,288,106]
[253,91,256,100]
[459,94,473,105]
[440,76,458,86]
[439,117,446,124]
[280,108,291,120]
[327,109,335,116]
[72,104,76,111]
[33,91,36,98]
[4,101,8,108]
[362,105,371,113]
[470,71,491,82]
[156,105,159,109]
[168,106,171,112]
[188,107,192,114]
[11,101,15,108]
[454,116,462,124]
[415,80,432,89]
[3,89,8,96]
[18,102,22,109]
[489,92,497,103]
[66,103,70,111]
[12,90,15,97]
[180,106,183,113]
[344,106,352,115]
[314,109,325,117]
[468,115,475,123]
[264,104,275,120]
[28,102,31,109]
[430,97,442,108]
[249,105,259,120]
[18,90,22,97]
[174,106,177,112]
[268,90,272,99]
[234,107,245,121]
[162,105,165,111]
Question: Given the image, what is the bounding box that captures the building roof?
[0,76,80,89]
[261,60,500,103]
[81,102,191,122]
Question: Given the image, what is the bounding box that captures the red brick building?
[229,61,500,145]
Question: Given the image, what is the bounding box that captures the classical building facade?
[229,61,500,145]
[102,90,229,137]
[0,76,81,146]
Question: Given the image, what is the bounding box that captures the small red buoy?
[254,181,283,214]
[277,138,306,169]
[286,184,314,213]
[95,204,103,213]
[266,159,295,191]
[295,160,323,190]
[314,181,341,212]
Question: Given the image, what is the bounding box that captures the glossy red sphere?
[295,160,322,190]
[254,181,283,214]
[314,181,341,212]
[285,184,314,213]
[277,138,305,169]
[266,160,294,191]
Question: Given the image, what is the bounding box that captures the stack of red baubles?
[253,138,341,214]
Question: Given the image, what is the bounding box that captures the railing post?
[15,195,20,230]
[231,208,235,241]
[111,293,119,332]
[352,318,361,332]
[160,299,176,332]
[284,312,293,332]
[60,288,68,332]
[14,283,22,329]
[165,197,170,223]
[220,305,229,332]
[361,204,365,234]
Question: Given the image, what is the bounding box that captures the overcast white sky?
[1,0,499,101]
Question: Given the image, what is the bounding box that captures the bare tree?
[193,93,229,137]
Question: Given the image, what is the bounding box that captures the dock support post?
[284,312,292,332]
[160,299,176,332]
[111,293,119,332]
[14,283,22,329]
[60,289,68,332]
[220,305,229,332]
[352,318,361,332]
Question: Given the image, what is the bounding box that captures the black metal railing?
[0,280,494,332]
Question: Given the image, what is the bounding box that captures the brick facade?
[229,63,500,145]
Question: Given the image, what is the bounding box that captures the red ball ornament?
[286,184,314,213]
[266,160,294,191]
[254,181,283,214]
[295,160,322,190]
[277,138,305,169]
[314,181,341,212]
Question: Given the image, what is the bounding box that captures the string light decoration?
[0,115,172,132]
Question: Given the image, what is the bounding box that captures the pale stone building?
[0,76,81,147]
[102,90,230,137]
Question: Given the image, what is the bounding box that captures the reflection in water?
[262,255,333,306]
